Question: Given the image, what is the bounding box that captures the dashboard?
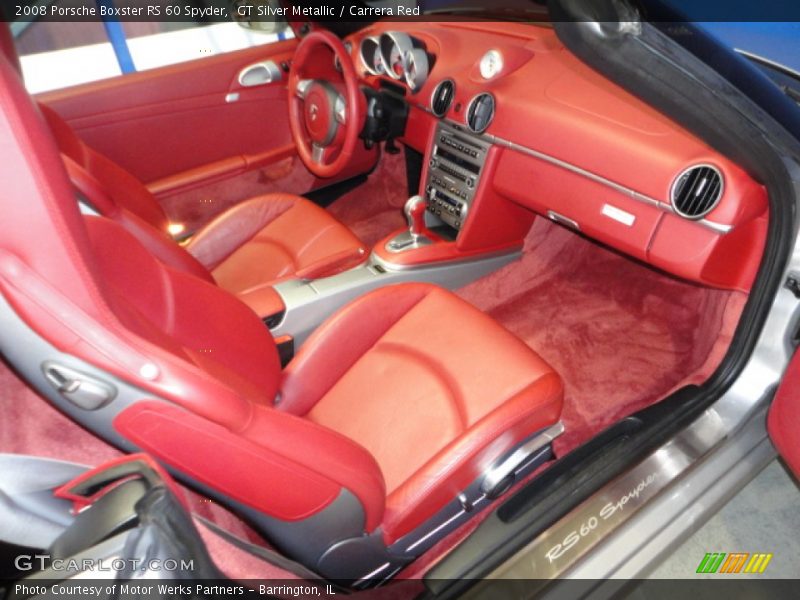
[344,22,769,292]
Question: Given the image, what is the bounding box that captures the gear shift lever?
[386,195,432,252]
[404,195,427,240]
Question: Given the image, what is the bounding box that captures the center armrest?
[238,284,286,325]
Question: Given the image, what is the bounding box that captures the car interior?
[0,13,770,590]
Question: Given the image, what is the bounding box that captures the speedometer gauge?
[379,31,413,81]
[385,45,404,79]
[479,49,504,80]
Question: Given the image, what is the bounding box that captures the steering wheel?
[288,30,365,178]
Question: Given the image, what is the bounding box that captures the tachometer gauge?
[479,49,504,80]
[404,48,429,92]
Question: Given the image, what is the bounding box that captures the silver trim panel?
[481,411,728,583]
[426,122,490,232]
[295,78,313,99]
[334,94,347,125]
[547,210,580,231]
[562,408,775,587]
[237,60,282,87]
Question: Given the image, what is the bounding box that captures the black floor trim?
[305,174,369,208]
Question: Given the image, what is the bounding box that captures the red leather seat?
[0,48,564,580]
[39,103,366,295]
[281,284,563,541]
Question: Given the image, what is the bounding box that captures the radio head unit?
[425,122,490,232]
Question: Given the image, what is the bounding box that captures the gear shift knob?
[404,195,427,237]
[386,195,432,253]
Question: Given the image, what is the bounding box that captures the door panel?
[36,40,299,187]
[768,349,800,475]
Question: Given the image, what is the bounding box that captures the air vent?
[466,93,495,133]
[670,165,724,219]
[431,79,455,117]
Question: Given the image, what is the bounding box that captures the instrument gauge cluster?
[359,31,430,92]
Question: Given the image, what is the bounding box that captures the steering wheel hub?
[304,82,338,146]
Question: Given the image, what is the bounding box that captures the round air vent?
[670,164,724,219]
[430,79,455,118]
[466,92,495,133]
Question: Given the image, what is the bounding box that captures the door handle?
[237,60,283,87]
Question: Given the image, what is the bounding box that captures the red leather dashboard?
[348,22,768,291]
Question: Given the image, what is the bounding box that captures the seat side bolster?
[113,401,386,531]
[381,372,564,543]
[184,194,296,269]
[243,403,387,531]
[112,208,214,283]
[278,283,435,415]
[61,156,201,284]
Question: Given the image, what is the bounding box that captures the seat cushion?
[184,193,366,295]
[280,283,563,542]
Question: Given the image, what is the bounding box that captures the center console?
[424,122,491,233]
[250,121,537,349]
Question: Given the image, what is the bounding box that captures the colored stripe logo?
[696,552,773,574]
